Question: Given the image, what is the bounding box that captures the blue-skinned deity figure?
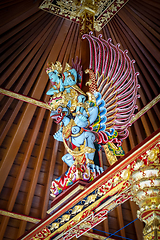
[46,66,78,95]
[50,96,103,173]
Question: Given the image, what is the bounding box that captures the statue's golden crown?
[46,62,71,74]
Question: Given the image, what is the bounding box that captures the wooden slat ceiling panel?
[0,0,159,239]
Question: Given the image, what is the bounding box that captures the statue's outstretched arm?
[53,127,63,142]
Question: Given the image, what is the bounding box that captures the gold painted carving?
[129,143,160,240]
[103,144,118,165]
[63,136,95,158]
[62,119,77,138]
[79,9,94,36]
[39,0,129,32]
[47,185,85,214]
[31,228,51,239]
[46,61,63,74]
[46,181,129,239]
[146,146,159,162]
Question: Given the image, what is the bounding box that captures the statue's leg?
[85,132,104,174]
[62,153,74,167]
[72,132,85,147]
[84,131,96,161]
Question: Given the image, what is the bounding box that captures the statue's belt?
[63,127,84,138]
[62,119,84,138]
[71,128,84,137]
[63,136,95,157]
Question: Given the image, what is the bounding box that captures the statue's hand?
[74,114,88,128]
[54,127,63,141]
[64,69,77,86]
[78,114,88,122]
[62,153,74,167]
[66,77,75,86]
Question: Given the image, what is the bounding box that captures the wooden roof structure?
[0,0,159,239]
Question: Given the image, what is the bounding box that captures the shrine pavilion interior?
[0,0,159,240]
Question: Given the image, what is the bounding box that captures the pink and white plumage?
[83,32,140,142]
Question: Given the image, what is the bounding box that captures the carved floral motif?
[39,0,129,32]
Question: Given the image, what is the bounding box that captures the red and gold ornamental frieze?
[19,130,160,240]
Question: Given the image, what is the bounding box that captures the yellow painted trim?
[0,210,40,223]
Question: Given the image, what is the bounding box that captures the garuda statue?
[46,33,140,197]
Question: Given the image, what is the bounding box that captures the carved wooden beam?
[0,209,40,223]
[0,87,159,124]
[18,130,160,240]
[0,88,51,110]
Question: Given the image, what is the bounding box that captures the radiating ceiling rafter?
[0,0,159,239]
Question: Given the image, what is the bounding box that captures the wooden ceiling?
[0,0,159,239]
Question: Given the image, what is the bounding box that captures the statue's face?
[48,70,60,85]
[50,106,65,124]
